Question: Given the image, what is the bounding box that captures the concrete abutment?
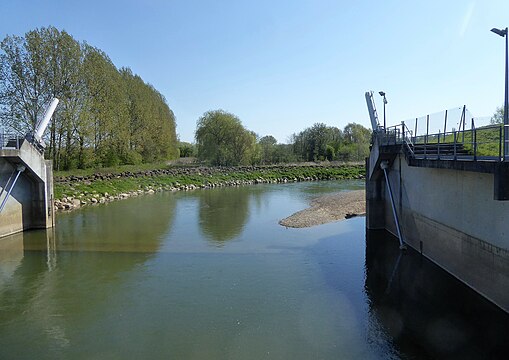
[0,140,54,238]
[367,151,509,313]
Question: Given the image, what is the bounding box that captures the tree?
[338,123,371,161]
[0,27,88,170]
[121,68,178,164]
[0,32,50,133]
[292,123,342,161]
[0,27,179,169]
[491,106,504,125]
[325,144,335,161]
[179,142,196,157]
[195,110,256,166]
[82,45,128,167]
[259,135,277,164]
[289,122,370,162]
[272,144,297,163]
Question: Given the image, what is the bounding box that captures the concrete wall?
[0,142,54,238]
[0,159,34,236]
[367,152,509,313]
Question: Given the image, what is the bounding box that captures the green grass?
[414,125,503,157]
[54,165,365,201]
[54,161,172,178]
[461,127,502,157]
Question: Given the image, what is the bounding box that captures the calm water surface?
[0,180,508,359]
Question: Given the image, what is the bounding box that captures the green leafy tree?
[490,106,504,125]
[195,110,256,166]
[0,27,179,169]
[292,123,342,161]
[121,68,178,163]
[0,32,50,133]
[178,141,196,157]
[82,45,129,167]
[258,135,277,164]
[0,27,89,170]
[325,144,335,161]
[338,123,371,161]
[273,144,297,163]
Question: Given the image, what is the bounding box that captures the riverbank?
[279,190,366,228]
[54,163,365,211]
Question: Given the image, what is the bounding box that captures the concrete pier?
[366,150,509,313]
[0,138,55,238]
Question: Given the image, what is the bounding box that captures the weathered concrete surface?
[367,151,509,313]
[0,140,54,238]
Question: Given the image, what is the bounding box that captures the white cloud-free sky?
[1,0,508,143]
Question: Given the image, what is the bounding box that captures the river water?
[0,180,508,359]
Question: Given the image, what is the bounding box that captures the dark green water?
[0,181,508,359]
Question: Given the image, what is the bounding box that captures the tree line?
[0,27,370,170]
[192,109,371,166]
[0,26,178,170]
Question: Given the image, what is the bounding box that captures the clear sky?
[1,0,509,143]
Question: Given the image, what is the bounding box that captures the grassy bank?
[54,163,365,209]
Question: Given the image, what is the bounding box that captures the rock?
[90,197,98,203]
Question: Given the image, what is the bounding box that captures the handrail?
[401,122,414,145]
[377,123,506,162]
[0,132,24,150]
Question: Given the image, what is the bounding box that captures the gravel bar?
[279,190,366,228]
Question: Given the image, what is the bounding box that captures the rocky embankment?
[54,164,365,211]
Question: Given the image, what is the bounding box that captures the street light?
[379,91,387,131]
[491,27,508,160]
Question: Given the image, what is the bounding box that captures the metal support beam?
[380,161,406,250]
[0,168,17,201]
[0,165,26,214]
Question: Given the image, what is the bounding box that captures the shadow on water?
[365,229,509,360]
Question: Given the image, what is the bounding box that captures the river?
[0,180,508,359]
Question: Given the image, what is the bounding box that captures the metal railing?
[0,132,24,150]
[374,104,509,162]
[377,121,507,162]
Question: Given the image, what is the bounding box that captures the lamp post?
[491,27,508,160]
[379,91,387,131]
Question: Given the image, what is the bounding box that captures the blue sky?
[1,0,509,143]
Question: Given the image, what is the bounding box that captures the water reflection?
[365,230,509,359]
[0,196,178,359]
[198,187,251,244]
[2,182,507,359]
[0,232,24,288]
[53,193,177,252]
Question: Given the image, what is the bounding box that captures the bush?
[325,145,335,161]
[123,150,143,165]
